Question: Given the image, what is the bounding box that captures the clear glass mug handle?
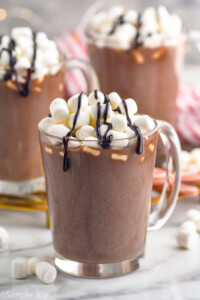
[66,58,100,93]
[148,120,181,231]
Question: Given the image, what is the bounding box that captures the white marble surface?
[0,197,200,300]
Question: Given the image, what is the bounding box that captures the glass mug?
[39,118,181,278]
[0,55,99,195]
[86,28,185,126]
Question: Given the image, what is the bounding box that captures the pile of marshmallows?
[177,209,200,250]
[181,149,200,173]
[0,27,60,81]
[39,90,155,149]
[89,5,183,49]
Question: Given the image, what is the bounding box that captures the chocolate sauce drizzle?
[0,31,37,97]
[132,13,143,49]
[109,14,125,35]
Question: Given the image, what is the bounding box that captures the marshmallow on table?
[36,262,57,284]
[47,124,70,138]
[179,221,197,232]
[88,90,105,105]
[186,209,200,225]
[0,227,9,247]
[134,115,155,134]
[11,257,28,279]
[108,92,121,109]
[39,117,56,132]
[28,256,53,275]
[76,125,96,140]
[107,130,128,148]
[68,93,88,113]
[50,98,69,123]
[119,99,138,116]
[68,111,90,129]
[91,103,112,121]
[177,228,199,250]
[112,114,127,132]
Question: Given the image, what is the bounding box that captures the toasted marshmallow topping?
[0,27,61,96]
[87,5,183,49]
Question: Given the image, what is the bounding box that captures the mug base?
[54,252,143,278]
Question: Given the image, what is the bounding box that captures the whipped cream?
[0,27,61,95]
[87,5,184,50]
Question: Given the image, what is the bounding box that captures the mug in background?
[39,118,181,278]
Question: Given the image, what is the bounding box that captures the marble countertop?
[0,196,200,300]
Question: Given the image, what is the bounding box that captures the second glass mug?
[0,55,98,195]
[39,117,181,278]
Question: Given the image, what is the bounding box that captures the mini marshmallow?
[142,33,163,48]
[76,125,96,140]
[108,92,121,109]
[88,90,105,105]
[108,6,126,21]
[28,256,53,275]
[15,36,33,50]
[0,227,9,247]
[186,209,200,225]
[107,130,128,148]
[134,115,155,134]
[177,228,199,250]
[39,117,56,132]
[42,52,59,67]
[90,11,108,30]
[11,27,32,39]
[125,126,137,138]
[68,137,82,149]
[36,262,57,284]
[119,99,138,116]
[124,9,138,24]
[68,111,90,129]
[14,56,31,70]
[11,257,28,279]
[115,23,137,40]
[100,124,109,137]
[179,221,197,232]
[112,114,127,132]
[157,6,171,31]
[168,14,182,37]
[50,98,69,123]
[47,124,70,138]
[91,103,112,121]
[107,31,132,50]
[1,35,10,48]
[68,93,88,113]
[36,32,48,44]
[82,136,100,148]
[0,50,10,66]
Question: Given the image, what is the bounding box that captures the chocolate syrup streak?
[62,92,83,171]
[94,89,98,99]
[109,14,125,35]
[132,13,143,49]
[0,31,37,97]
[121,100,143,155]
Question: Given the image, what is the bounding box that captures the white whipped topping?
[87,5,183,49]
[0,27,61,82]
[39,90,156,149]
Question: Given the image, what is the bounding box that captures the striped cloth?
[56,30,200,146]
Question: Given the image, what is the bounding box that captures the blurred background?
[0,0,200,37]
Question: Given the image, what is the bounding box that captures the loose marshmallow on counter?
[88,90,105,105]
[177,228,199,250]
[28,256,53,275]
[11,257,28,279]
[76,125,96,140]
[134,115,155,134]
[107,130,128,148]
[179,221,197,233]
[68,111,90,129]
[47,124,70,138]
[119,99,138,116]
[36,262,57,284]
[112,114,127,132]
[0,227,9,247]
[91,103,112,121]
[68,93,88,113]
[186,209,200,225]
[108,92,121,109]
[50,98,69,123]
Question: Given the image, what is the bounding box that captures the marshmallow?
[68,111,90,129]
[108,6,125,21]
[47,124,70,138]
[28,256,53,275]
[107,130,128,148]
[179,221,197,232]
[11,257,28,279]
[168,15,182,37]
[88,90,105,105]
[42,52,59,67]
[115,23,137,40]
[107,31,132,50]
[68,93,88,113]
[0,227,9,247]
[50,98,69,123]
[36,262,57,284]
[124,10,138,24]
[125,126,137,138]
[76,125,96,140]
[134,115,155,134]
[99,124,109,137]
[82,136,100,148]
[15,36,33,50]
[119,99,138,116]
[91,103,112,121]
[90,11,108,30]
[177,228,199,250]
[186,209,200,225]
[142,33,163,48]
[0,50,10,66]
[14,56,31,70]
[68,137,82,149]
[112,114,127,132]
[157,6,171,31]
[36,32,48,44]
[141,7,156,23]
[108,92,121,109]
[11,27,32,39]
[1,35,10,48]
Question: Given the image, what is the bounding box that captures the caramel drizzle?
[0,31,37,97]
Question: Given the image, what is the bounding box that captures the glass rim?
[38,116,158,143]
